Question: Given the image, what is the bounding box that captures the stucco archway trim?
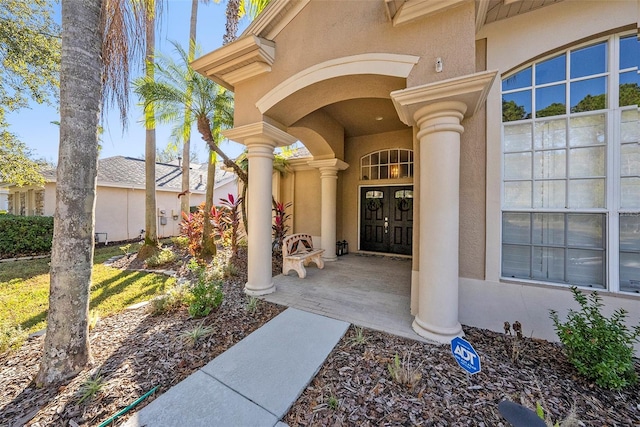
[256,53,420,114]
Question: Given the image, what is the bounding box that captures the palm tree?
[134,42,242,256]
[180,0,212,216]
[223,0,270,44]
[37,0,147,385]
[139,0,160,260]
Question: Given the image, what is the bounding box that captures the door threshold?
[354,250,412,260]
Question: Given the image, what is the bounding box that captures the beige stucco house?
[193,0,640,345]
[4,156,238,243]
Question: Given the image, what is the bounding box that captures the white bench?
[282,233,325,278]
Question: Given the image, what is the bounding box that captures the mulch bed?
[0,246,284,426]
[1,245,639,426]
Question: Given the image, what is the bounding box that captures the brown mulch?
[1,245,639,426]
[285,326,640,426]
[0,247,285,427]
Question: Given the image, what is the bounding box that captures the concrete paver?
[124,308,348,427]
[202,308,349,418]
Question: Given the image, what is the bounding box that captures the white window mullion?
[607,35,621,292]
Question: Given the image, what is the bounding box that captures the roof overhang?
[388,0,471,27]
[191,35,276,91]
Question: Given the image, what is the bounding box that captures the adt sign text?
[451,337,481,375]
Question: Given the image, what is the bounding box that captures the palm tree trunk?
[180,0,199,216]
[36,0,101,385]
[141,3,159,258]
[223,0,241,45]
[201,149,217,257]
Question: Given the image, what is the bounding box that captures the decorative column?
[224,122,297,296]
[391,70,497,344]
[308,159,349,261]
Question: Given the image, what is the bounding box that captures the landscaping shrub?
[550,286,640,389]
[0,215,53,258]
[187,264,224,318]
[146,247,177,267]
[149,283,190,315]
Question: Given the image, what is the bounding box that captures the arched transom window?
[361,149,413,181]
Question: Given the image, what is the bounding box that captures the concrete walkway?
[124,308,349,427]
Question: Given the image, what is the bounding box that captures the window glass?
[534,180,565,208]
[365,191,384,199]
[621,143,640,176]
[567,214,604,248]
[620,214,640,251]
[504,182,532,208]
[502,67,532,91]
[619,71,640,107]
[536,84,566,117]
[620,109,639,143]
[505,152,532,180]
[390,150,398,163]
[568,179,605,208]
[619,253,640,293]
[536,54,566,85]
[569,147,605,177]
[400,150,409,163]
[570,77,606,112]
[532,247,565,281]
[503,213,531,244]
[569,114,605,147]
[619,36,639,70]
[621,177,640,208]
[570,42,607,78]
[534,150,565,179]
[502,245,531,278]
[503,91,532,122]
[534,119,566,149]
[532,213,565,245]
[504,123,532,151]
[567,249,604,288]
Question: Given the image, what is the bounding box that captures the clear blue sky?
[6,0,251,164]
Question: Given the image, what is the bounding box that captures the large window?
[501,33,640,292]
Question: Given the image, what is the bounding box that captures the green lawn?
[0,245,175,335]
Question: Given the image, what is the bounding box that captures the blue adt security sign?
[451,337,481,375]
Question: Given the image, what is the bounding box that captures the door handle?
[384,217,389,234]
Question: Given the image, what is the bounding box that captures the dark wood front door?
[360,186,413,255]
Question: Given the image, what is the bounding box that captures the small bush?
[171,236,189,249]
[188,275,224,318]
[0,323,28,354]
[146,248,177,267]
[77,371,104,404]
[0,215,54,258]
[245,296,260,315]
[180,322,214,348]
[149,284,190,315]
[550,286,640,390]
[223,262,238,278]
[388,352,422,389]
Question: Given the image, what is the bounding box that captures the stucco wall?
[342,129,413,252]
[291,169,321,237]
[233,1,477,127]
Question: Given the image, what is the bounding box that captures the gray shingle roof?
[43,156,235,193]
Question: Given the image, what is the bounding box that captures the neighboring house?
[193,0,640,346]
[3,156,238,243]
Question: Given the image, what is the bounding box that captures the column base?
[244,282,276,296]
[412,316,463,345]
[323,255,338,262]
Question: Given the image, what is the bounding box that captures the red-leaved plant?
[272,201,292,253]
[218,194,243,259]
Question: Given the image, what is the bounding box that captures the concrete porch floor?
[264,253,426,342]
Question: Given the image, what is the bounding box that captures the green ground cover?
[0,245,175,336]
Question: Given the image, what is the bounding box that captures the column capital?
[223,121,298,148]
[391,70,497,126]
[307,158,349,173]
